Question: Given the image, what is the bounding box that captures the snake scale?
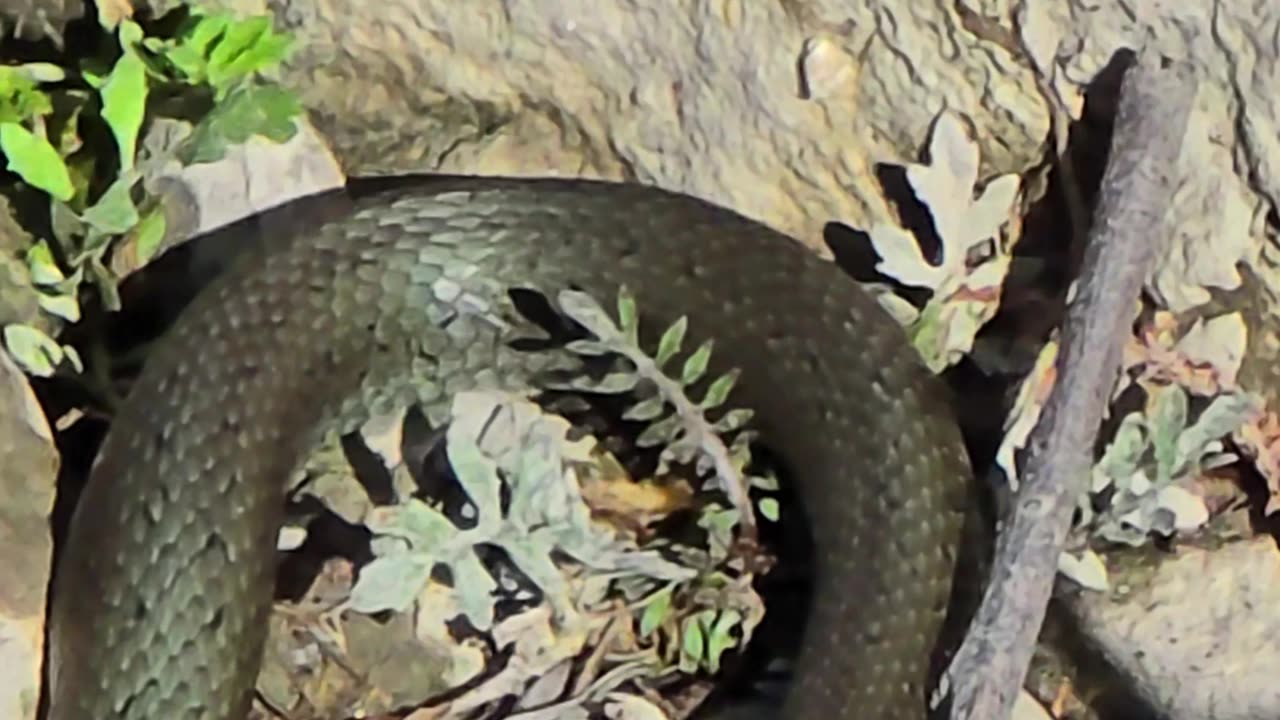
[46,176,970,719]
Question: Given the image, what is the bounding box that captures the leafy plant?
[338,287,777,691]
[1082,383,1254,546]
[867,111,1023,372]
[0,9,302,377]
[545,288,776,672]
[346,390,697,630]
[551,287,775,539]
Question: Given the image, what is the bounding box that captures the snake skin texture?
[46,176,970,719]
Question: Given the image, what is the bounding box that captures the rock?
[0,351,58,720]
[1063,537,1280,720]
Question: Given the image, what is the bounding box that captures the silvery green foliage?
[3,238,83,377]
[347,390,695,631]
[1084,384,1256,546]
[348,288,772,681]
[552,287,766,511]
[547,287,770,672]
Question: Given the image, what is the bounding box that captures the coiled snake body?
[47,176,969,719]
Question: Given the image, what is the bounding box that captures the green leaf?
[79,227,114,259]
[206,17,268,79]
[186,13,234,57]
[1148,384,1187,484]
[713,408,753,433]
[571,371,639,395]
[49,200,84,253]
[346,553,435,614]
[659,437,699,468]
[705,609,742,673]
[700,370,738,409]
[4,324,63,377]
[51,98,87,157]
[0,67,54,123]
[100,39,149,171]
[134,206,168,264]
[205,16,293,92]
[450,551,498,631]
[639,585,675,638]
[654,316,687,368]
[143,13,226,84]
[616,286,639,345]
[749,472,779,491]
[118,16,144,45]
[698,506,740,559]
[447,434,504,526]
[366,498,463,551]
[161,43,209,82]
[85,254,121,311]
[81,70,105,89]
[0,123,73,200]
[1095,413,1147,489]
[564,339,614,357]
[15,63,65,83]
[81,176,140,235]
[622,395,667,422]
[180,83,300,164]
[728,431,757,470]
[681,340,714,385]
[1173,392,1257,478]
[62,344,83,373]
[757,497,780,521]
[26,240,65,286]
[37,292,80,322]
[636,413,682,448]
[558,289,619,341]
[679,615,705,672]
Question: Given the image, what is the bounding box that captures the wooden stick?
[943,50,1198,720]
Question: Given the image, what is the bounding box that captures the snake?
[45,175,971,720]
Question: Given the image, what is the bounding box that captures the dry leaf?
[581,451,696,533]
[604,693,671,719]
[1233,411,1280,514]
[1155,485,1210,531]
[1057,549,1109,592]
[866,111,1022,370]
[1012,690,1054,720]
[96,0,134,29]
[1122,311,1245,398]
[996,335,1058,489]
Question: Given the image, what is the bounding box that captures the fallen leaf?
[1057,549,1109,592]
[996,335,1058,490]
[581,452,696,532]
[1155,485,1210,531]
[1013,689,1054,720]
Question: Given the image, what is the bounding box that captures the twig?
[942,51,1198,720]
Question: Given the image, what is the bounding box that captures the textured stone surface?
[0,351,58,720]
[135,116,346,265]
[0,190,59,720]
[1063,537,1280,720]
[263,0,1050,251]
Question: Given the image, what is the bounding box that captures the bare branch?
[943,50,1198,720]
